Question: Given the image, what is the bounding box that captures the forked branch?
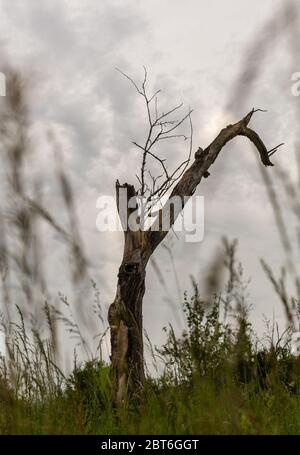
[117,68,193,203]
[116,69,283,255]
[148,108,284,252]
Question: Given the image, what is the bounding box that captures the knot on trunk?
[194,147,210,178]
[194,146,205,160]
[123,261,139,274]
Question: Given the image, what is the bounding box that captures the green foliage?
[158,290,232,383]
[1,287,300,434]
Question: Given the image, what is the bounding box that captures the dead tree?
[108,68,283,404]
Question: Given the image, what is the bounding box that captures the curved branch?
[147,109,282,254]
[240,127,273,166]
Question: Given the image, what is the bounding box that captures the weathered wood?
[108,181,151,403]
[148,109,277,252]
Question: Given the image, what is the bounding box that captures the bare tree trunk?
[108,252,146,404]
[108,182,149,404]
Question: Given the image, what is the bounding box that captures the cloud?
[0,0,298,360]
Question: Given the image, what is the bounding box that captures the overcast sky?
[0,0,300,363]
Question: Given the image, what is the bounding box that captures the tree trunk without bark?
[108,182,151,403]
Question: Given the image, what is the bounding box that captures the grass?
[1,271,300,435]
